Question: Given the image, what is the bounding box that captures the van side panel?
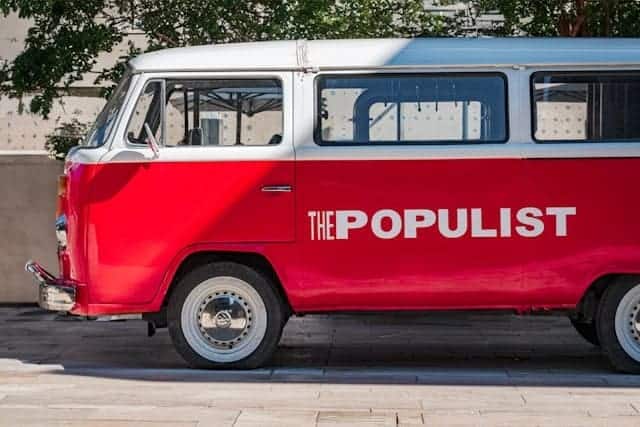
[290,157,640,312]
[521,157,640,305]
[68,156,640,315]
[293,158,526,311]
[75,160,294,309]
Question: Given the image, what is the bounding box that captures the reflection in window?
[165,79,283,146]
[317,74,507,145]
[533,72,640,142]
[83,70,132,147]
[126,80,163,145]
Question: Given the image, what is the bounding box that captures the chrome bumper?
[25,260,76,312]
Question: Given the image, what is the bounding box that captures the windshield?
[82,69,133,147]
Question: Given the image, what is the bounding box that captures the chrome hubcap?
[181,276,267,363]
[627,303,640,341]
[197,292,253,349]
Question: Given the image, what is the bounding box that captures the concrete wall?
[0,154,61,302]
[0,13,142,152]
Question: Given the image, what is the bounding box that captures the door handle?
[261,185,292,193]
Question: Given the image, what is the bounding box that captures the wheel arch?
[161,250,293,315]
[574,273,635,322]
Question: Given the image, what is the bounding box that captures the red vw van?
[26,38,640,372]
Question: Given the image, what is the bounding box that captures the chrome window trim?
[530,69,640,144]
[294,142,640,161]
[313,72,510,146]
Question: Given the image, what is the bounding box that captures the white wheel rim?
[181,276,267,363]
[615,283,640,362]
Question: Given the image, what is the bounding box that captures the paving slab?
[0,306,639,425]
[233,409,317,427]
[317,410,396,426]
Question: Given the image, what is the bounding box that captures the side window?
[532,72,640,142]
[126,80,163,145]
[165,79,283,146]
[316,74,507,145]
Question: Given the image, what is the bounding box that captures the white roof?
[129,38,640,72]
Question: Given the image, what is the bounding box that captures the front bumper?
[25,260,76,312]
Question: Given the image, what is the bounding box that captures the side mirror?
[144,123,160,157]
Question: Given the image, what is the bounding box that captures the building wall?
[0,13,143,151]
[0,154,60,303]
[0,13,137,302]
[0,95,106,150]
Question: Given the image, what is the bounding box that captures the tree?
[468,0,640,37]
[44,119,88,160]
[0,0,445,118]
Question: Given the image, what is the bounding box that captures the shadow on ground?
[3,306,638,387]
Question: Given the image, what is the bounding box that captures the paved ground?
[1,306,640,426]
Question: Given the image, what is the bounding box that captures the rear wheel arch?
[572,274,620,323]
[569,274,625,347]
[597,275,640,373]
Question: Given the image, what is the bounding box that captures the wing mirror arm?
[144,123,160,158]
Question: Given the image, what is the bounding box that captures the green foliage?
[0,0,124,117]
[0,0,445,159]
[5,0,640,159]
[132,0,443,47]
[0,0,444,118]
[44,119,88,160]
[472,0,640,37]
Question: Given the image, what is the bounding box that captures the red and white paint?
[57,156,640,316]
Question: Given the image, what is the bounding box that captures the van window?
[532,72,640,142]
[316,74,508,145]
[164,79,283,146]
[84,69,132,147]
[126,80,164,146]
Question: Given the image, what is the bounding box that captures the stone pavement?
[0,306,640,426]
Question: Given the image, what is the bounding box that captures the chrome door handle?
[261,185,292,192]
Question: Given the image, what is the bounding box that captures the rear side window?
[532,72,640,142]
[316,73,508,145]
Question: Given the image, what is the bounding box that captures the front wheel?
[168,262,286,369]
[597,276,640,374]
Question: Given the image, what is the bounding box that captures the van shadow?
[4,307,640,388]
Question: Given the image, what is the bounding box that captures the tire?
[168,261,286,369]
[597,276,640,374]
[570,319,600,346]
